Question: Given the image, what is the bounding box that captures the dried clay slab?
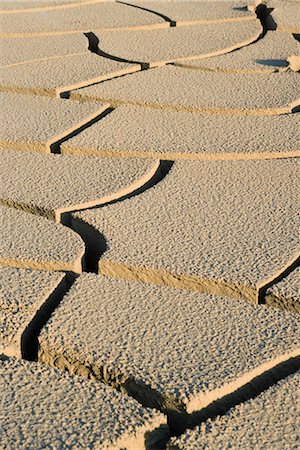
[93,18,262,67]
[0,92,103,153]
[176,31,299,73]
[0,357,167,450]
[169,371,300,449]
[0,267,66,358]
[73,159,299,306]
[75,66,300,115]
[265,266,300,313]
[61,104,300,160]
[0,149,158,222]
[39,274,300,427]
[0,206,84,273]
[0,1,165,36]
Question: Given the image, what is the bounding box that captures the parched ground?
[0,1,299,449]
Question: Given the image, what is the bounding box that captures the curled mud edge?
[37,339,300,435]
[173,61,289,75]
[98,260,300,314]
[0,158,162,225]
[0,255,84,275]
[61,144,300,162]
[0,0,108,15]
[69,93,300,117]
[0,16,258,39]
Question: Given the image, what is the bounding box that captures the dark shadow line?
[116,0,176,27]
[50,107,115,154]
[84,31,150,69]
[258,255,300,304]
[21,273,77,361]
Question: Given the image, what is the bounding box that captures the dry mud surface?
[0,0,299,448]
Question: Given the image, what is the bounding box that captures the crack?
[68,160,173,273]
[21,273,76,362]
[84,31,149,69]
[0,256,83,276]
[257,253,300,309]
[47,104,114,153]
[38,340,300,437]
[116,1,176,28]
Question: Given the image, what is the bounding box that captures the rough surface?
[74,159,299,303]
[266,267,300,313]
[96,19,262,65]
[0,268,64,357]
[0,206,85,273]
[39,274,300,414]
[77,66,300,114]
[178,31,299,72]
[0,357,167,450]
[0,92,100,153]
[169,371,300,449]
[0,149,158,221]
[62,104,300,159]
[271,0,300,32]
[0,2,163,35]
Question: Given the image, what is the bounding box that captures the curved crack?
[116,1,176,28]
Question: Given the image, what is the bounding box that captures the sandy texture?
[0,206,85,273]
[130,1,254,23]
[96,19,262,65]
[0,92,101,153]
[76,66,300,114]
[0,357,167,450]
[0,55,134,97]
[0,268,65,357]
[62,104,300,160]
[266,267,300,313]
[74,159,299,304]
[177,31,299,72]
[0,2,162,35]
[169,371,300,449]
[272,0,300,32]
[0,149,158,221]
[39,274,300,415]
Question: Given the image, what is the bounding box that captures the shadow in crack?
[84,31,150,70]
[116,0,176,27]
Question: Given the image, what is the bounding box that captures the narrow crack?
[257,253,300,306]
[48,105,114,154]
[116,1,176,28]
